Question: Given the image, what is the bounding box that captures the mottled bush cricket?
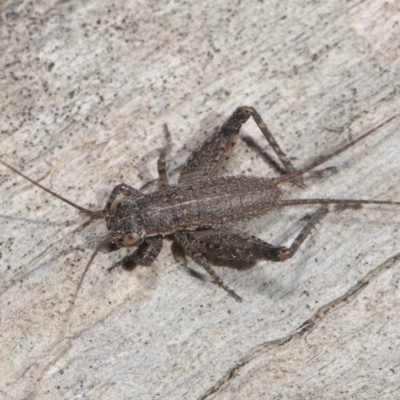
[1,107,399,301]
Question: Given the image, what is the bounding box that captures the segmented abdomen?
[140,176,281,235]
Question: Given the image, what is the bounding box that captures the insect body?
[1,107,399,301]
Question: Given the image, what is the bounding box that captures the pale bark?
[1,1,400,399]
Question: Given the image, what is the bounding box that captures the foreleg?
[105,183,143,211]
[109,236,164,270]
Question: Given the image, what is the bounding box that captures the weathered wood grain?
[1,1,399,399]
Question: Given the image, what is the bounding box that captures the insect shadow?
[1,107,399,301]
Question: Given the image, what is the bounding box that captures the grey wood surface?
[1,1,399,399]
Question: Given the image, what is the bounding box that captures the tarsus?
[272,116,396,185]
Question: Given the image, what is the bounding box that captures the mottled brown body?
[1,106,398,301]
[141,176,281,235]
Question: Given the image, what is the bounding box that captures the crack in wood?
[198,252,400,400]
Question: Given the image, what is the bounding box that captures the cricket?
[1,106,399,301]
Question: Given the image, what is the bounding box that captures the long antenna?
[272,116,397,185]
[0,160,104,218]
[59,237,111,334]
[70,236,111,305]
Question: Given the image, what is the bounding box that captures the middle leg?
[175,233,243,301]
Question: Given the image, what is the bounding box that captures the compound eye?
[122,232,141,247]
[110,198,125,211]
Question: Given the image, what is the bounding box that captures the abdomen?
[140,176,282,235]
